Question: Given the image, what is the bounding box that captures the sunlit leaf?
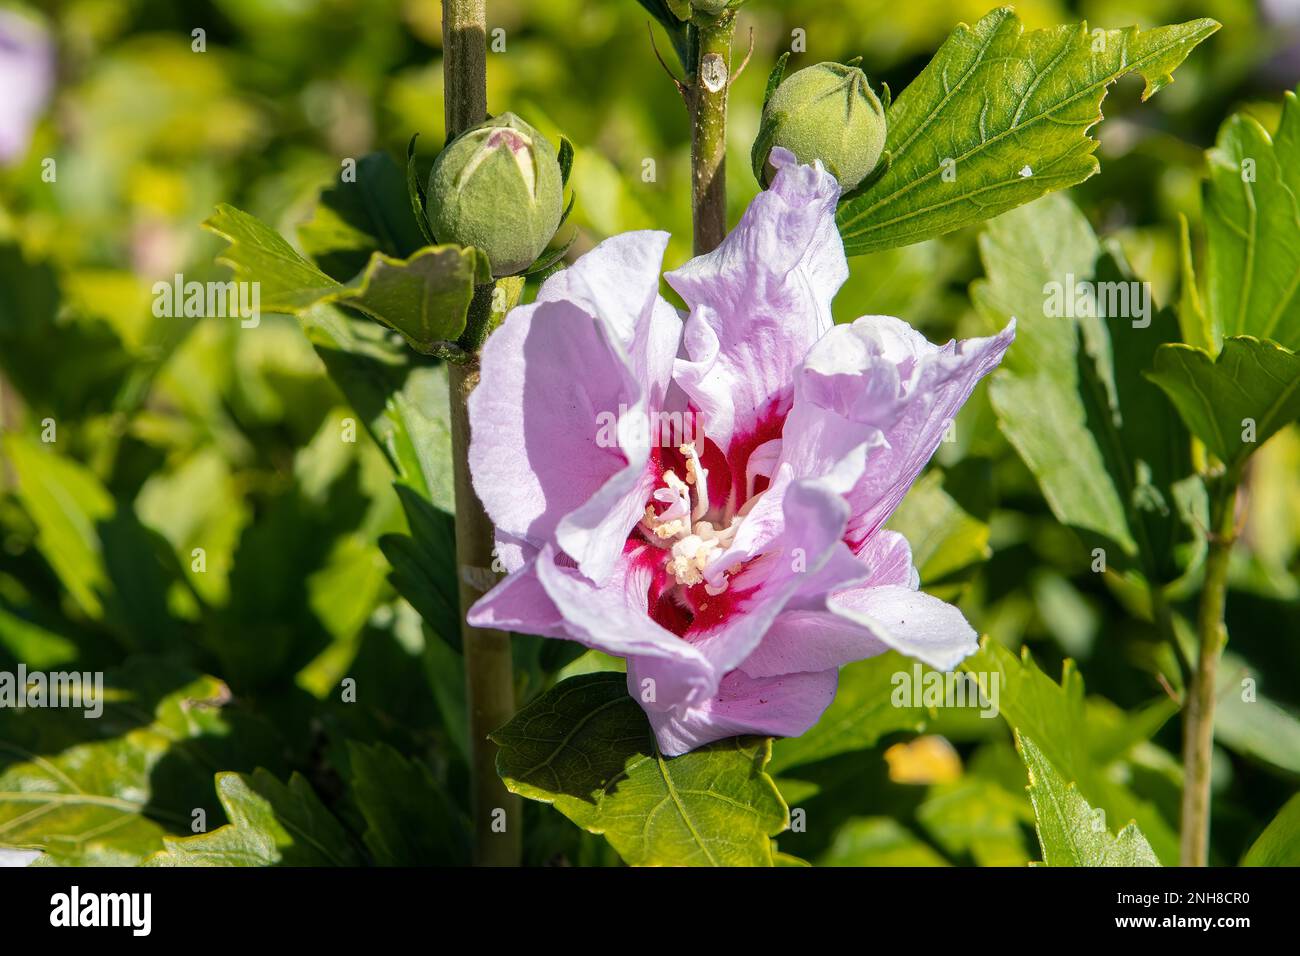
[1018,733,1160,866]
[837,8,1218,254]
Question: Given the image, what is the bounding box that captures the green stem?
[689,12,736,256]
[443,0,487,142]
[1179,476,1239,866]
[442,0,521,867]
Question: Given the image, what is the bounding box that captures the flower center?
[642,442,742,595]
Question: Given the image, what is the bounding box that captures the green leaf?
[0,665,278,866]
[819,817,949,866]
[341,246,481,352]
[836,8,1218,254]
[761,52,790,112]
[975,196,1124,552]
[347,742,470,865]
[917,777,1033,866]
[405,134,437,247]
[975,193,1196,579]
[769,651,925,774]
[147,770,360,867]
[205,204,480,353]
[492,672,788,866]
[2,434,114,620]
[136,447,250,607]
[1242,794,1300,866]
[557,135,575,187]
[963,639,1179,862]
[206,204,340,312]
[1177,213,1214,354]
[1018,733,1160,866]
[298,151,428,280]
[1214,652,1300,776]
[299,304,455,508]
[1205,88,1300,351]
[1148,337,1300,471]
[3,435,188,646]
[379,486,460,650]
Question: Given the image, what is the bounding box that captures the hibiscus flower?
[467,148,1015,756]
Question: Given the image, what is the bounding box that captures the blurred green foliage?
[0,0,1297,866]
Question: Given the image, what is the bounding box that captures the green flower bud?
[752,61,886,191]
[427,113,563,277]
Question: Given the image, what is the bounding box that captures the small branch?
[729,26,755,87]
[1155,672,1181,705]
[647,21,688,102]
[1179,476,1239,867]
[689,11,737,256]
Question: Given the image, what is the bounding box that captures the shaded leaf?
[1214,652,1300,776]
[2,434,114,620]
[147,770,360,867]
[976,193,1196,579]
[917,776,1033,866]
[379,486,460,650]
[299,151,428,280]
[1242,794,1300,866]
[1148,336,1300,471]
[886,468,989,601]
[493,673,788,866]
[347,742,470,865]
[299,304,454,508]
[0,666,277,866]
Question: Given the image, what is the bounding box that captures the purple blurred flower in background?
[467,148,1015,756]
[0,9,54,165]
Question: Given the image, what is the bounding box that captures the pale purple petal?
[690,479,859,678]
[535,544,715,707]
[738,610,890,679]
[668,148,846,458]
[827,584,978,671]
[468,299,640,554]
[643,667,839,757]
[840,316,1016,550]
[739,530,916,678]
[536,230,678,404]
[466,554,568,639]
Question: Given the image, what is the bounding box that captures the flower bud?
[752,61,886,191]
[427,113,563,277]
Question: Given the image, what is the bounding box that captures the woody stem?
[689,12,736,256]
[442,0,521,867]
